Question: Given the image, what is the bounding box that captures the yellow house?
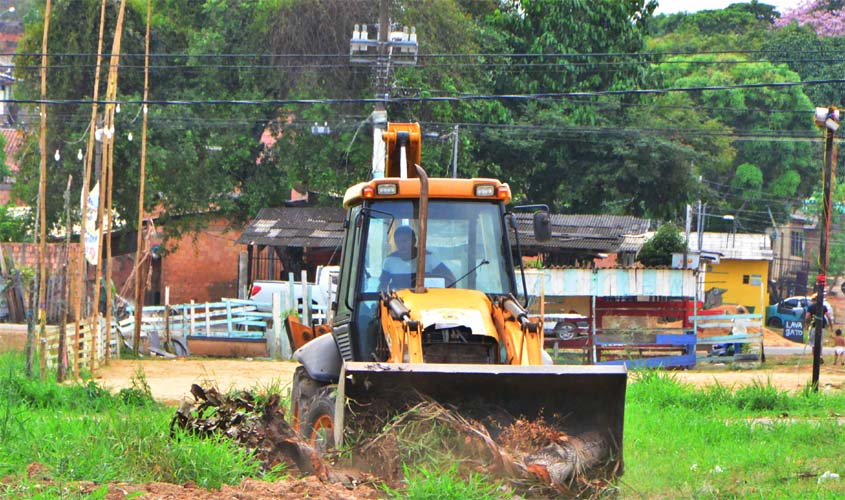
[690,232,772,312]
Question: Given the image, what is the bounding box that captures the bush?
[637,223,685,267]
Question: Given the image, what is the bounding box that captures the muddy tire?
[303,387,337,454]
[290,366,324,432]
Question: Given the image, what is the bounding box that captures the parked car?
[249,265,339,314]
[543,313,591,340]
[765,295,833,328]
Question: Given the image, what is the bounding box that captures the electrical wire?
[3,76,845,106]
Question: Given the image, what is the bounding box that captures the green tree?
[637,223,686,267]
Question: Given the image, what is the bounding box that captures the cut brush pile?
[173,385,618,498]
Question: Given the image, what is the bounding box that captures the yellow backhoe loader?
[289,123,627,482]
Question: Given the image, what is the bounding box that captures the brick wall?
[159,219,244,304]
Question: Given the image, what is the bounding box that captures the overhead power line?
[6,77,845,107]
[8,49,845,59]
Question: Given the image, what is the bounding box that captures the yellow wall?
[704,259,770,312]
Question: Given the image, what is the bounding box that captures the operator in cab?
[378,225,456,291]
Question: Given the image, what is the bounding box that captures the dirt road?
[95,358,299,405]
[94,356,845,406]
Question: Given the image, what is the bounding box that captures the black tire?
[767,317,782,328]
[303,386,337,454]
[556,323,577,341]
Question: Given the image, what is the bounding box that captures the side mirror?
[533,211,551,242]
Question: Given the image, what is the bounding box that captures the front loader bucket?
[335,362,627,480]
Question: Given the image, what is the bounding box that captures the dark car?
[543,313,591,340]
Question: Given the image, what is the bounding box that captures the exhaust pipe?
[414,164,428,294]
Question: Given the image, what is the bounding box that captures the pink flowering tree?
[775,0,845,36]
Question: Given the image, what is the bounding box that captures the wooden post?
[269,292,280,358]
[204,302,211,337]
[180,306,187,338]
[301,270,311,327]
[69,247,79,378]
[190,300,196,337]
[104,128,115,364]
[91,0,128,374]
[58,175,72,382]
[287,272,295,312]
[162,286,170,347]
[75,0,107,375]
[37,0,53,380]
[133,0,152,355]
[225,299,232,335]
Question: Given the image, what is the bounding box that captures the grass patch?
[623,368,845,498]
[385,464,510,500]
[0,352,260,493]
[4,351,845,498]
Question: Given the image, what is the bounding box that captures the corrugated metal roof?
[514,213,651,253]
[236,206,345,248]
[239,207,650,254]
[689,232,773,261]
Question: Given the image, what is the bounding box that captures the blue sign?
[783,320,804,343]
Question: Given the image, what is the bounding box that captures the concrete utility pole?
[811,106,840,391]
[349,0,418,178]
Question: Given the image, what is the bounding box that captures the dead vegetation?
[171,385,620,498]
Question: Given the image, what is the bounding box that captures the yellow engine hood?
[395,288,497,338]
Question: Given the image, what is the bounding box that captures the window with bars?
[790,231,804,257]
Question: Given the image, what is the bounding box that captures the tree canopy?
[4,0,838,243]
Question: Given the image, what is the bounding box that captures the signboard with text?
[783,320,804,343]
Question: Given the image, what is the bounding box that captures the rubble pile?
[170,384,328,479]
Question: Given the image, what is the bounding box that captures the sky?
[655,0,806,15]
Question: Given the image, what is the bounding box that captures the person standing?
[805,300,833,347]
[834,329,845,366]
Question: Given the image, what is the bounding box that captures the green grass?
[622,369,845,498]
[0,352,261,498]
[4,351,845,498]
[385,464,509,500]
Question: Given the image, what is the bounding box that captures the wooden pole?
[69,246,79,378]
[133,0,152,355]
[91,0,128,372]
[37,0,53,380]
[91,136,108,370]
[104,134,114,363]
[74,0,108,379]
[57,175,72,382]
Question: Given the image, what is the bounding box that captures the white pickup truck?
[248,265,339,317]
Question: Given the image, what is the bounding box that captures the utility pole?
[349,0,418,178]
[811,106,840,391]
[74,0,108,380]
[36,0,52,380]
[133,0,152,356]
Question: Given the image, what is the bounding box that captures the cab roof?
[342,177,511,208]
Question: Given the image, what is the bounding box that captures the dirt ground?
[95,352,845,406]
[95,358,300,406]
